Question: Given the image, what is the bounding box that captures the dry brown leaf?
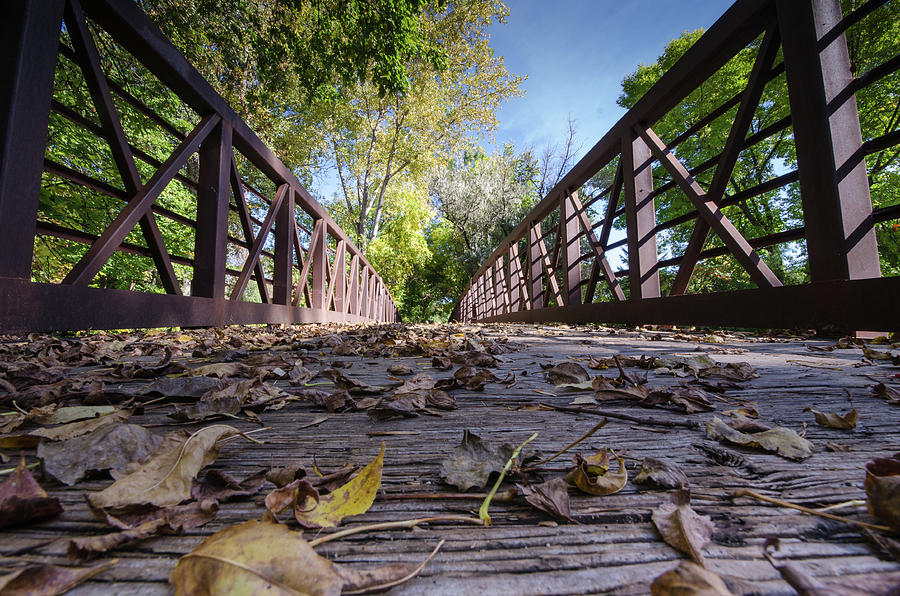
[387,363,414,376]
[323,369,384,394]
[592,377,650,401]
[634,457,689,489]
[38,423,162,486]
[868,383,900,405]
[565,448,627,496]
[699,361,758,381]
[651,490,714,567]
[804,406,858,429]
[650,561,735,596]
[169,519,440,596]
[706,416,813,461]
[87,425,240,510]
[440,431,514,491]
[865,454,900,532]
[191,469,266,502]
[188,362,250,378]
[68,500,219,559]
[517,477,573,522]
[29,405,116,425]
[0,409,130,449]
[0,561,114,595]
[0,458,63,529]
[547,362,590,386]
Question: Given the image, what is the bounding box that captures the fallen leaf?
[87,425,240,509]
[653,354,716,376]
[191,469,266,502]
[865,454,900,532]
[634,457,689,489]
[169,519,439,596]
[592,377,650,401]
[188,362,250,378]
[394,373,436,393]
[517,477,573,522]
[284,443,385,529]
[864,348,895,361]
[441,430,514,491]
[387,363,414,376]
[69,500,219,559]
[641,387,716,413]
[699,361,758,381]
[706,416,813,461]
[0,458,63,529]
[29,405,116,425]
[650,561,735,596]
[432,356,452,370]
[804,406,858,429]
[0,561,114,595]
[547,362,590,386]
[323,369,384,394]
[0,409,130,449]
[142,376,220,398]
[868,383,900,405]
[38,423,162,485]
[565,448,628,496]
[652,490,714,566]
[171,379,286,420]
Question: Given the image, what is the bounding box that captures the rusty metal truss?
[0,0,397,333]
[452,0,900,332]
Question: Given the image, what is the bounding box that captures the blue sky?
[487,0,733,160]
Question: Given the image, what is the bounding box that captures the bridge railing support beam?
[777,0,880,282]
[0,0,64,280]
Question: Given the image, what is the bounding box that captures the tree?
[140,0,446,175]
[616,0,899,290]
[321,0,522,251]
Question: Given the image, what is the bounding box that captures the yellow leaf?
[176,334,193,343]
[294,443,385,529]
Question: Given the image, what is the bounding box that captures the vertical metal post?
[621,133,660,299]
[193,121,232,298]
[359,267,369,318]
[272,188,295,305]
[528,223,544,309]
[561,192,582,305]
[508,243,522,312]
[348,254,359,315]
[333,243,346,314]
[777,0,880,281]
[0,0,64,279]
[311,222,327,309]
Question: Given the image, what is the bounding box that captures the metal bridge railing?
[0,0,397,333]
[451,0,900,332]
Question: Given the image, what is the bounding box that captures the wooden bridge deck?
[2,323,899,595]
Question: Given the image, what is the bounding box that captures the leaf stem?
[523,419,607,471]
[308,516,483,547]
[479,432,538,525]
[733,488,891,532]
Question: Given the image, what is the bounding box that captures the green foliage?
[615,0,899,290]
